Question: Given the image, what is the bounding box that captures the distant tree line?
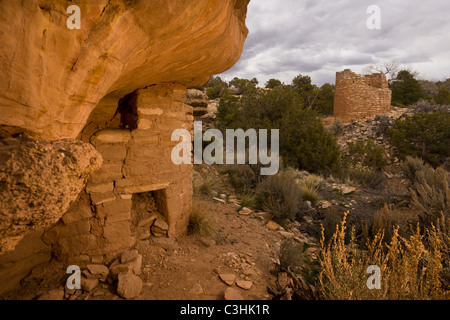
[198,74,336,116]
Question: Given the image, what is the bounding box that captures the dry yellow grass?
[319,211,449,300]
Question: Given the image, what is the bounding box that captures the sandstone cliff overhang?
[0,0,250,140]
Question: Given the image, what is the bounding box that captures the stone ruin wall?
[43,83,193,265]
[333,69,392,122]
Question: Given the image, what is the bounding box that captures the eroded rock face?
[0,136,102,254]
[0,0,250,140]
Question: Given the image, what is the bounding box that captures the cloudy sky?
[219,0,450,86]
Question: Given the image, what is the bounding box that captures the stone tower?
[333,69,392,122]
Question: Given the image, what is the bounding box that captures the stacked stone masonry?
[333,69,392,123]
[43,83,193,265]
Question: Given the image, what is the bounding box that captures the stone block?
[90,192,117,206]
[105,211,131,224]
[126,145,166,163]
[137,118,153,130]
[122,163,154,178]
[61,199,93,225]
[120,182,170,195]
[130,130,159,145]
[138,107,163,116]
[92,129,132,145]
[103,221,132,244]
[55,234,98,259]
[102,199,132,215]
[86,182,114,194]
[95,145,127,161]
[86,264,109,277]
[89,163,124,182]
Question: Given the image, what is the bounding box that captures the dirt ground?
[0,197,283,300]
[135,198,282,300]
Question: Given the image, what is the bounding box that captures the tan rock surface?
[0,136,102,254]
[0,0,250,140]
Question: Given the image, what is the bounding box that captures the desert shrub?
[279,238,305,273]
[347,140,387,169]
[328,119,345,136]
[401,156,435,183]
[411,167,450,222]
[410,100,449,114]
[321,209,345,243]
[338,163,385,189]
[374,115,392,136]
[256,171,302,221]
[401,157,450,223]
[239,192,259,210]
[319,211,449,300]
[300,174,324,204]
[222,163,263,194]
[371,204,404,243]
[388,110,450,167]
[188,206,214,237]
[193,172,221,196]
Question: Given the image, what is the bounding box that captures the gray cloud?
[219,0,450,86]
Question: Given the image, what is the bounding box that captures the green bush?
[203,76,228,99]
[314,83,335,115]
[265,78,282,89]
[256,171,302,221]
[347,140,387,169]
[280,108,340,173]
[435,88,450,105]
[215,91,241,129]
[388,111,450,167]
[390,70,425,106]
[206,85,224,99]
[216,82,341,174]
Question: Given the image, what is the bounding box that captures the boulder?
[0,136,102,255]
[117,273,143,299]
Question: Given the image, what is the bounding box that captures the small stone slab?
[219,273,236,286]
